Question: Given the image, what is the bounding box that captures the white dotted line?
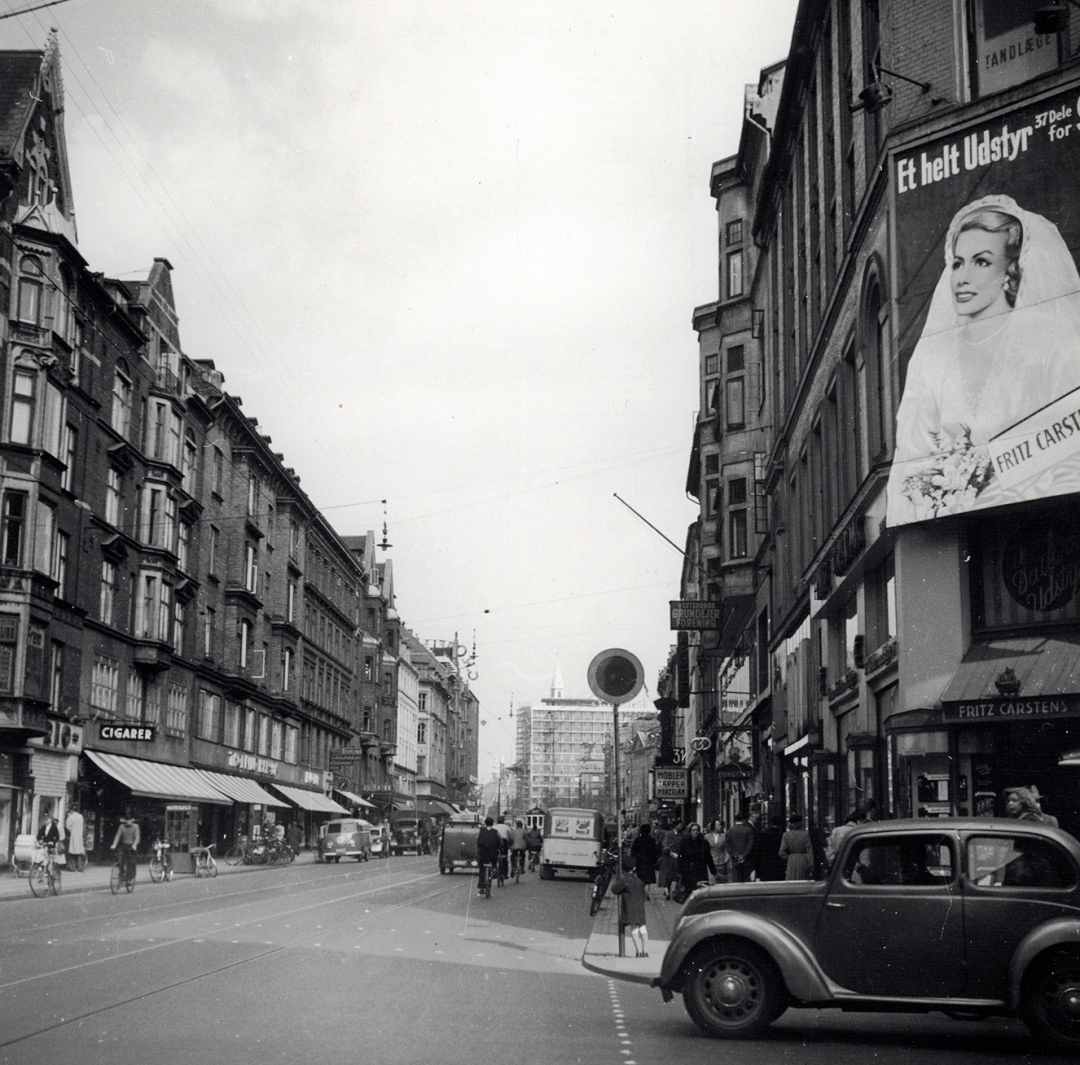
[607,979,636,1064]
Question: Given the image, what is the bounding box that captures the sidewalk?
[581,887,681,985]
[0,849,320,902]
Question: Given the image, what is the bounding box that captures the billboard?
[887,82,1080,526]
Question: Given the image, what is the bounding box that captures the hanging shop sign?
[653,766,688,799]
[28,716,84,753]
[670,600,724,630]
[100,723,155,742]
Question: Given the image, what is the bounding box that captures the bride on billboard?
[887,193,1080,525]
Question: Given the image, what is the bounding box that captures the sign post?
[587,648,645,958]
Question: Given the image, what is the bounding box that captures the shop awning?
[939,634,1080,703]
[414,796,459,817]
[85,750,232,805]
[271,783,348,814]
[334,788,375,809]
[195,769,288,807]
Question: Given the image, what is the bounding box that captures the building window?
[247,470,259,516]
[287,579,296,623]
[417,720,427,745]
[704,353,719,376]
[90,654,119,715]
[223,701,241,748]
[144,680,161,724]
[258,714,270,757]
[728,477,749,559]
[2,492,26,566]
[245,542,258,593]
[50,640,63,712]
[283,647,293,691]
[418,692,427,712]
[182,431,197,494]
[105,468,121,527]
[98,560,116,625]
[166,685,188,735]
[16,255,43,324]
[240,619,251,669]
[177,520,190,573]
[172,598,184,654]
[726,250,744,298]
[726,218,743,245]
[285,725,298,764]
[271,720,283,761]
[244,707,257,752]
[10,369,34,445]
[52,530,68,598]
[0,615,16,694]
[212,446,224,495]
[203,607,215,657]
[209,525,219,575]
[198,690,220,741]
[61,424,77,492]
[111,365,132,439]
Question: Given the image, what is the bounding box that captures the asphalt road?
[0,856,1071,1065]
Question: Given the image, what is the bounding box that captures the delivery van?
[539,807,604,879]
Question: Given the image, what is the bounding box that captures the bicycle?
[109,849,136,894]
[149,840,174,883]
[527,848,541,873]
[477,860,495,898]
[29,843,62,897]
[191,844,218,878]
[224,836,249,866]
[510,849,526,884]
[589,848,619,916]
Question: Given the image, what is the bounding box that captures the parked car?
[317,819,372,863]
[390,814,434,855]
[368,823,390,858]
[652,817,1080,1051]
[439,815,480,874]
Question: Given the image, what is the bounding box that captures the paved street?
[0,856,1071,1065]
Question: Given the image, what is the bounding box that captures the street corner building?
[667,0,1080,842]
[0,35,479,870]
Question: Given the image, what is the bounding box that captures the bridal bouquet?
[901,425,995,518]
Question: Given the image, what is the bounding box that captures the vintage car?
[653,818,1080,1051]
[317,818,372,863]
[439,814,481,874]
[367,823,390,858]
[390,814,434,856]
[539,807,605,880]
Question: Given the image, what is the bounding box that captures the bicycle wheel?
[125,870,135,893]
[50,867,61,895]
[225,844,243,866]
[149,858,164,883]
[28,864,48,898]
[109,864,121,895]
[206,855,218,878]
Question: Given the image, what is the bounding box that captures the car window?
[841,834,955,887]
[967,835,1077,889]
[326,821,343,835]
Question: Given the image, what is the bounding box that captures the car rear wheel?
[1022,950,1080,1051]
[683,941,785,1038]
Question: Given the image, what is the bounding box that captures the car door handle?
[825,900,846,909]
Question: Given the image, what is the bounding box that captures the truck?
[539,807,605,880]
[438,814,481,874]
[390,813,435,855]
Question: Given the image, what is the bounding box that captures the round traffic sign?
[587,648,645,705]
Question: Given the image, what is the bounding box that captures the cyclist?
[110,812,141,885]
[37,814,61,846]
[509,820,528,881]
[525,824,543,870]
[476,817,500,896]
[493,816,512,885]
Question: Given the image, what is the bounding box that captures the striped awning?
[85,750,232,805]
[271,783,348,814]
[195,769,288,807]
[334,788,375,809]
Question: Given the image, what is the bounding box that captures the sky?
[0,0,800,780]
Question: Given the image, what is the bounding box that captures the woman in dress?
[704,818,730,884]
[887,194,1080,525]
[778,813,814,881]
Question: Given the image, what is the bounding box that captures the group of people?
[34,805,88,872]
[475,816,543,890]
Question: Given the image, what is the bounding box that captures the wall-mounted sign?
[100,724,155,741]
[670,600,724,630]
[973,0,1060,99]
[29,717,84,753]
[1001,520,1080,612]
[941,695,1080,723]
[888,84,1080,527]
[227,751,279,776]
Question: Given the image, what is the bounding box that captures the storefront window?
[894,730,950,819]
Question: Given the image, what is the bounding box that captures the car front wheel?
[683,941,785,1038]
[1022,950,1080,1051]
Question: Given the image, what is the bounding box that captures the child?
[611,858,649,958]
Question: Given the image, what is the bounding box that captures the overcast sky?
[1,0,799,779]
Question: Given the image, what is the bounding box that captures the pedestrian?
[65,805,86,872]
[826,804,872,869]
[725,809,756,882]
[1028,785,1060,827]
[779,813,815,880]
[676,823,716,898]
[630,822,660,899]
[657,819,682,899]
[287,820,303,854]
[1004,786,1053,823]
[611,857,649,958]
[704,819,730,883]
[753,815,786,882]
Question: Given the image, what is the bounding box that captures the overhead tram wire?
[0,0,71,19]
